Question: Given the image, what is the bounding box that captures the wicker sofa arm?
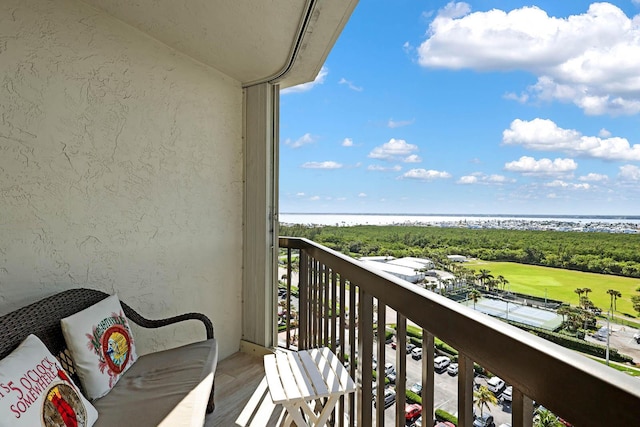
[121,303,214,340]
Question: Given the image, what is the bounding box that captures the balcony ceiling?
[81,0,358,88]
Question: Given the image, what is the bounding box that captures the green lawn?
[468,261,640,316]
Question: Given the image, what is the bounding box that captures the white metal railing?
[278,237,640,426]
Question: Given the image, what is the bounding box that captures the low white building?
[447,254,467,263]
[387,256,435,270]
[359,259,425,283]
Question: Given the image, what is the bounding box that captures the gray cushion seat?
[93,338,218,427]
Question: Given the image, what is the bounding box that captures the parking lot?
[376,340,512,426]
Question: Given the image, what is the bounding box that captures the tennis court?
[462,297,563,331]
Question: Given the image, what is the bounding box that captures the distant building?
[359,259,425,283]
[387,256,434,270]
[447,254,467,263]
[359,256,395,263]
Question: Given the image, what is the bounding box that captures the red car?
[391,341,397,349]
[405,403,422,421]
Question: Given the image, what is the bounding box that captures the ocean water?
[279,213,640,232]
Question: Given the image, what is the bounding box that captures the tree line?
[280,224,640,278]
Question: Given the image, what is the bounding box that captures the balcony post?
[512,388,533,427]
[422,330,435,427]
[458,353,474,427]
[357,289,374,427]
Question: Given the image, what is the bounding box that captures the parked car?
[501,386,512,403]
[447,362,458,376]
[486,376,505,394]
[411,347,423,360]
[405,403,422,421]
[386,370,397,384]
[384,362,395,375]
[473,413,495,427]
[391,341,397,349]
[634,332,640,344]
[374,388,396,408]
[407,343,416,353]
[409,382,422,395]
[434,355,451,371]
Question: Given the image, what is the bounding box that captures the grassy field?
[467,261,640,317]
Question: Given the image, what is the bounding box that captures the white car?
[434,355,451,371]
[447,362,458,376]
[411,347,423,360]
[487,376,505,393]
[501,385,512,403]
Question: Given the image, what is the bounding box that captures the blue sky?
[279,1,640,216]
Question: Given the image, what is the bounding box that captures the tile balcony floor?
[206,352,286,427]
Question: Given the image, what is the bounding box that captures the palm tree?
[574,288,584,306]
[582,287,592,300]
[473,385,498,417]
[607,289,622,312]
[557,305,571,326]
[468,289,482,310]
[534,408,561,427]
[496,275,509,292]
[476,269,494,289]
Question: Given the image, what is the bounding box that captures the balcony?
[210,237,640,426]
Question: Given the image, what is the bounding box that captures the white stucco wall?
[0,0,243,359]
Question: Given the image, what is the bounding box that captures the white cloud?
[296,192,305,197]
[403,154,422,163]
[388,118,415,128]
[504,156,577,176]
[544,180,590,190]
[301,161,343,169]
[338,78,363,92]
[309,196,321,201]
[367,164,402,172]
[503,92,529,103]
[369,138,420,162]
[502,118,640,161]
[619,164,640,181]
[358,192,367,197]
[457,175,478,184]
[578,173,608,182]
[285,133,317,148]
[281,66,328,94]
[402,169,452,180]
[598,128,612,138]
[342,138,354,147]
[417,3,640,115]
[457,173,514,185]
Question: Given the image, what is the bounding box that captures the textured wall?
[0,0,243,359]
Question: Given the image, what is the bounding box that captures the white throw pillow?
[0,334,98,427]
[61,294,138,400]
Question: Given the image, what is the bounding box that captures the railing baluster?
[338,275,347,427]
[512,388,533,427]
[284,248,292,349]
[422,330,435,427]
[348,281,356,427]
[312,259,319,348]
[376,301,386,426]
[357,288,374,427]
[324,264,330,347]
[458,353,474,427]
[298,251,308,349]
[395,314,407,427]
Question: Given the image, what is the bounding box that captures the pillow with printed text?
[61,294,138,400]
[0,334,98,427]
